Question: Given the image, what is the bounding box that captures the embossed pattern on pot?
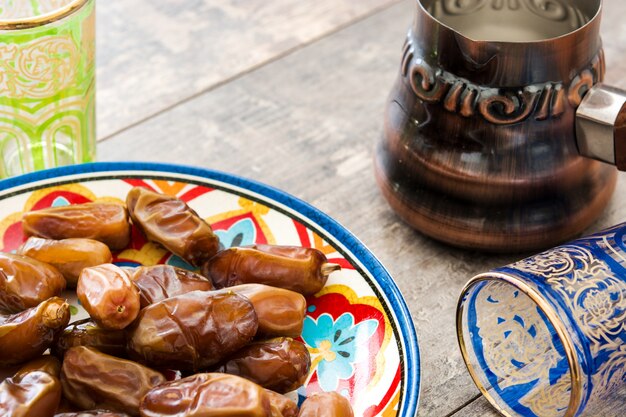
[401,37,604,124]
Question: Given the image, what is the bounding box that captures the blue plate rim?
[0,161,421,415]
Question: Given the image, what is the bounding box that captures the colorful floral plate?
[0,162,420,416]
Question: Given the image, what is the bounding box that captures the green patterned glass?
[0,0,95,178]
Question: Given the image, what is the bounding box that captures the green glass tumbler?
[0,0,95,178]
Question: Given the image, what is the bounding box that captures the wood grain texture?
[602,0,626,89]
[96,0,399,139]
[98,0,626,416]
[450,396,499,417]
[451,386,626,417]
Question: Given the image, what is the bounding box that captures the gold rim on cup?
[0,0,90,30]
[456,272,584,417]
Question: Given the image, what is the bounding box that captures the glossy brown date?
[18,238,112,288]
[60,346,165,416]
[126,187,219,267]
[297,392,354,417]
[265,390,298,417]
[227,284,306,338]
[0,371,62,417]
[55,412,131,417]
[130,265,213,308]
[216,338,311,394]
[15,355,62,379]
[52,319,127,359]
[127,290,257,371]
[0,252,66,313]
[203,245,340,296]
[0,297,70,366]
[139,373,271,417]
[22,203,131,251]
[77,264,140,330]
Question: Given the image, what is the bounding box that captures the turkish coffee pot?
[375,0,625,252]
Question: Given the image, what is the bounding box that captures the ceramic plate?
[0,162,420,416]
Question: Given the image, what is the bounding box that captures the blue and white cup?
[457,223,626,417]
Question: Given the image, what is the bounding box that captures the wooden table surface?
[96,1,626,415]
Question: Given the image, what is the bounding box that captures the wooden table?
[97,1,626,415]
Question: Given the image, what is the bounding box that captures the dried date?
[126,187,219,267]
[52,319,127,359]
[227,284,306,338]
[298,392,354,417]
[216,338,311,394]
[60,346,165,416]
[139,373,271,417]
[130,265,213,308]
[14,355,62,379]
[77,264,140,330]
[127,290,257,371]
[203,245,339,296]
[22,203,131,251]
[18,238,112,288]
[0,297,70,366]
[55,412,131,417]
[265,389,298,417]
[0,252,66,313]
[0,371,61,417]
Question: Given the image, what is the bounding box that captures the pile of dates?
[0,187,353,417]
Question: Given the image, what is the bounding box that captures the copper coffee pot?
[375,0,626,253]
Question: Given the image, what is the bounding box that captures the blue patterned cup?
[457,223,626,417]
